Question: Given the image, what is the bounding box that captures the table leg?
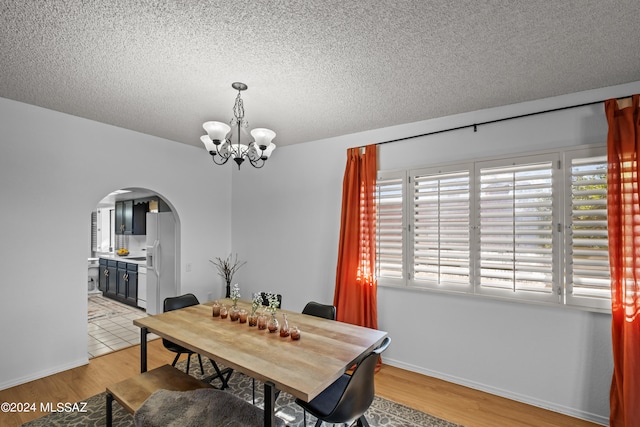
[106,392,113,427]
[140,327,148,373]
[264,381,276,427]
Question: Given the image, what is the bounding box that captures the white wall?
[231,81,640,425]
[0,97,232,389]
[230,139,347,309]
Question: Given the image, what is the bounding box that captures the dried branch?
[210,253,246,285]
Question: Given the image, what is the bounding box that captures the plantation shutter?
[477,154,558,301]
[410,167,471,290]
[565,149,610,310]
[375,146,610,312]
[90,211,98,252]
[376,171,405,283]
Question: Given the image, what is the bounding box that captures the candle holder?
[290,326,301,340]
[257,312,268,330]
[239,308,248,323]
[248,312,258,327]
[212,301,220,317]
[229,306,240,321]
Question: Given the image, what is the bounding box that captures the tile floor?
[87,295,158,358]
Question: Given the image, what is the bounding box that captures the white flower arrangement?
[230,283,241,306]
[265,292,280,315]
[251,293,262,315]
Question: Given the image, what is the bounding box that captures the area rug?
[22,360,464,427]
[88,295,141,321]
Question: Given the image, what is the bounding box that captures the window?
[565,148,609,310]
[376,145,610,311]
[476,154,559,303]
[376,172,405,284]
[411,165,472,292]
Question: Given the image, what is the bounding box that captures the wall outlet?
[185,263,192,272]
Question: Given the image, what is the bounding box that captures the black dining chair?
[162,294,205,375]
[259,292,282,308]
[162,294,233,389]
[295,336,391,427]
[302,301,336,320]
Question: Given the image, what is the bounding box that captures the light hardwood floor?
[0,340,602,427]
[375,365,602,427]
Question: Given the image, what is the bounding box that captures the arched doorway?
[87,187,180,358]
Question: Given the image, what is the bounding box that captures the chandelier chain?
[233,91,245,123]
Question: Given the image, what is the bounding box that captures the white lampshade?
[203,121,231,143]
[200,135,217,153]
[250,128,276,149]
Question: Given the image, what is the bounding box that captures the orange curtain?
[334,144,378,330]
[606,94,640,427]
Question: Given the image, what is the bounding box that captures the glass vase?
[267,313,279,333]
[212,301,220,317]
[290,326,301,340]
[279,313,290,337]
[257,312,268,330]
[239,309,248,323]
[248,311,258,327]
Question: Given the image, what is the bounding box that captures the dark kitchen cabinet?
[101,259,118,298]
[116,261,138,307]
[132,202,148,234]
[100,258,139,308]
[116,261,128,300]
[115,200,148,235]
[115,200,132,235]
[98,258,108,293]
[125,263,138,306]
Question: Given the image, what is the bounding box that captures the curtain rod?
[373,97,621,147]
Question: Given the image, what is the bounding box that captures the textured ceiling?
[1,1,639,148]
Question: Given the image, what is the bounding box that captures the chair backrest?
[302,301,336,320]
[162,294,200,351]
[259,292,282,308]
[324,337,391,424]
[164,293,200,312]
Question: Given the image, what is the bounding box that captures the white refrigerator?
[145,212,177,315]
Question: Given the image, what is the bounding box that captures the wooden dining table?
[133,299,388,427]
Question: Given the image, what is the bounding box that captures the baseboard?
[0,357,88,391]
[383,357,608,426]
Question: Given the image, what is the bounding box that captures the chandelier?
[200,82,276,169]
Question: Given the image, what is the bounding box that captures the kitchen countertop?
[98,253,147,266]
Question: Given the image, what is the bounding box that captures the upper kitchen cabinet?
[115,200,131,234]
[115,200,149,235]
